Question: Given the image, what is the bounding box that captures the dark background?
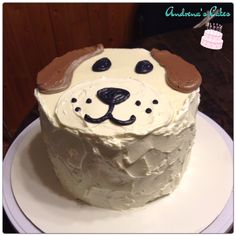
[134,3,233,38]
[3,3,233,233]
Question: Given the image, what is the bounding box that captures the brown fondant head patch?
[37,44,104,94]
[151,48,202,93]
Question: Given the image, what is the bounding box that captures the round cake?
[35,44,201,210]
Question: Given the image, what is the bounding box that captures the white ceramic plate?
[3,112,233,233]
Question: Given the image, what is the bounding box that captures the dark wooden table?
[3,23,233,233]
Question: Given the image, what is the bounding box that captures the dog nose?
[97,87,130,105]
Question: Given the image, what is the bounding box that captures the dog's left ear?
[37,44,104,94]
[151,48,202,93]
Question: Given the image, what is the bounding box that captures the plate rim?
[3,119,42,233]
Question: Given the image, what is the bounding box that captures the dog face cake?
[35,44,201,210]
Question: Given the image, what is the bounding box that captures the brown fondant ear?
[37,44,104,94]
[151,48,202,93]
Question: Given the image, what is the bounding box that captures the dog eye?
[135,60,153,74]
[92,57,111,72]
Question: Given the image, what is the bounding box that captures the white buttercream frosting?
[55,77,174,136]
[35,48,200,210]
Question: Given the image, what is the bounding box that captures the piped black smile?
[84,104,136,125]
[84,87,136,126]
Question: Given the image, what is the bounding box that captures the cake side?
[39,96,198,210]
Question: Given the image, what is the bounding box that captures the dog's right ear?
[37,44,104,94]
[151,48,202,93]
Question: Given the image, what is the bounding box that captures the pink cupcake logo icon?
[200,23,223,50]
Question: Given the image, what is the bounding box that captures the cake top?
[35,45,201,138]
